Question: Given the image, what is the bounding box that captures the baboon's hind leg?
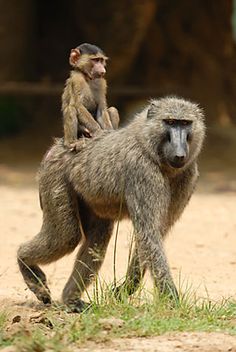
[17,200,82,304]
[17,253,51,304]
[62,201,114,312]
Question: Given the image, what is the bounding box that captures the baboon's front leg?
[126,178,178,300]
[62,211,114,312]
[135,231,178,299]
[114,243,146,298]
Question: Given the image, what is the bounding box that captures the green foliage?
[0,312,10,349]
[0,97,29,137]
[232,0,236,41]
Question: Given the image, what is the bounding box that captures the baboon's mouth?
[92,73,104,79]
[168,160,186,169]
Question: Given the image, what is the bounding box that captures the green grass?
[1,284,236,351]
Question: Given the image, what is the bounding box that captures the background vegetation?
[1,1,236,142]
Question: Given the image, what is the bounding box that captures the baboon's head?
[145,97,205,170]
[69,43,108,79]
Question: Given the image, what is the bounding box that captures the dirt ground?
[0,162,236,351]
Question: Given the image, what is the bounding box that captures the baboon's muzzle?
[167,126,189,169]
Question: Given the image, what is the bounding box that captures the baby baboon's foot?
[66,299,91,313]
[68,140,88,152]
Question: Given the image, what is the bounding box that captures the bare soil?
[78,333,236,352]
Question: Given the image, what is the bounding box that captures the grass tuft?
[1,284,236,350]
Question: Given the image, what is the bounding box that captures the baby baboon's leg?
[114,243,146,298]
[62,202,114,311]
[17,196,82,304]
[107,107,119,129]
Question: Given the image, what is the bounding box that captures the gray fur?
[17,96,205,311]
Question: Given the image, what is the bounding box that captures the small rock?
[29,313,53,329]
[29,312,43,322]
[4,323,28,339]
[98,317,124,330]
[12,315,21,324]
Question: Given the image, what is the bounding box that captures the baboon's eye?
[92,58,101,63]
[181,120,192,126]
[164,119,175,126]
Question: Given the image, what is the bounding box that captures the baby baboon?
[62,43,119,150]
[17,96,205,311]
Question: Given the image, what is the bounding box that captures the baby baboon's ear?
[69,48,80,67]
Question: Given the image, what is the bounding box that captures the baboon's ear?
[147,102,156,119]
[69,48,80,66]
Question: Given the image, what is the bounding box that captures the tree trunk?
[131,0,236,124]
[0,0,35,81]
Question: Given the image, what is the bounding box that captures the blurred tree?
[0,98,29,136]
[32,0,156,82]
[1,0,236,127]
[232,0,236,40]
[73,0,157,82]
[0,0,36,81]
[130,1,236,125]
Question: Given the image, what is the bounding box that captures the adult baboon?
[17,96,205,312]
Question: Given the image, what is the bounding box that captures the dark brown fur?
[17,97,205,311]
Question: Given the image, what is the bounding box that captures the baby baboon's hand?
[82,128,93,138]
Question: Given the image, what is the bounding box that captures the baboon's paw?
[67,299,91,313]
[158,282,179,305]
[113,281,139,300]
[112,283,128,301]
[28,283,52,305]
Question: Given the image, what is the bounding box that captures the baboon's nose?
[171,155,186,168]
[174,155,185,162]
